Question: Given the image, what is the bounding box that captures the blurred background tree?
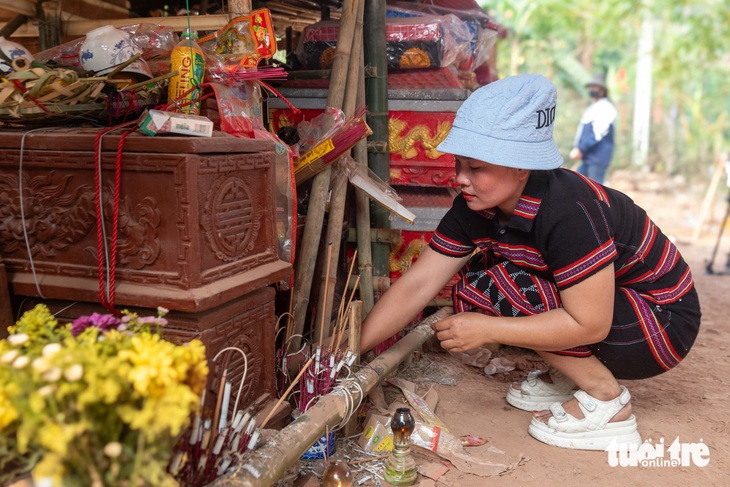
[479,0,730,185]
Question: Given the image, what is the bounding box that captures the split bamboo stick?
[313,0,366,345]
[317,241,334,349]
[334,249,358,340]
[344,300,363,436]
[213,307,453,487]
[290,0,360,351]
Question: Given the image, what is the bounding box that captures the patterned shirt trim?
[513,195,541,220]
[431,231,474,257]
[641,266,694,304]
[554,239,617,287]
[622,287,682,370]
[573,171,610,205]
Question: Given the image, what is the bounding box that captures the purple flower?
[71,313,123,336]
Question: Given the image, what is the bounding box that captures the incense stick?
[335,274,361,351]
[260,357,314,429]
[334,249,358,347]
[211,368,228,446]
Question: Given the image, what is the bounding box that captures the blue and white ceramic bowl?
[0,36,34,72]
[79,25,152,79]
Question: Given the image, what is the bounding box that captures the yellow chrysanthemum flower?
[0,388,19,430]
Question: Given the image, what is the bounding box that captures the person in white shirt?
[569,74,618,184]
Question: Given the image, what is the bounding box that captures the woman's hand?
[431,312,491,353]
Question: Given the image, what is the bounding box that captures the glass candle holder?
[383,407,417,485]
[322,460,354,487]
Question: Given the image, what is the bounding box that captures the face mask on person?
[589,89,603,99]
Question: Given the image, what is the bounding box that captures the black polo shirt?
[430,168,693,305]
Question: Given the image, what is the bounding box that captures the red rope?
[11,79,52,113]
[93,122,136,315]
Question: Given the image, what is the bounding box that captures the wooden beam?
[2,14,231,38]
[0,0,127,21]
[0,0,34,17]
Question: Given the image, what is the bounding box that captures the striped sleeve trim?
[554,238,617,287]
[430,231,475,257]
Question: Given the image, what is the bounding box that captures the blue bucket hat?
[437,74,564,170]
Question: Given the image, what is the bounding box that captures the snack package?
[138,109,213,137]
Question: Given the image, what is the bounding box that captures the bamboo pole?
[317,242,334,349]
[212,307,453,487]
[37,0,62,51]
[364,0,391,282]
[313,0,365,344]
[348,227,399,243]
[290,0,360,350]
[0,14,29,38]
[228,0,252,14]
[354,59,375,315]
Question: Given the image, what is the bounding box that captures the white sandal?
[506,368,576,411]
[528,385,642,450]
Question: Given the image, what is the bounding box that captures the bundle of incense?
[294,113,372,185]
[231,65,288,81]
[208,65,289,82]
[170,400,265,485]
[296,346,356,413]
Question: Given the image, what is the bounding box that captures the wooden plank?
[0,0,128,22]
[3,14,231,37]
[0,0,34,18]
[55,0,130,20]
[0,128,275,154]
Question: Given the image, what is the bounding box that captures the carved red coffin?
[0,128,291,312]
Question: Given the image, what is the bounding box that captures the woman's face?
[454,157,530,217]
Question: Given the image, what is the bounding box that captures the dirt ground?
[324,170,730,487]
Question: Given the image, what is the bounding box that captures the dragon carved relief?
[0,172,95,257]
[0,171,161,270]
[390,238,428,273]
[388,118,451,160]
